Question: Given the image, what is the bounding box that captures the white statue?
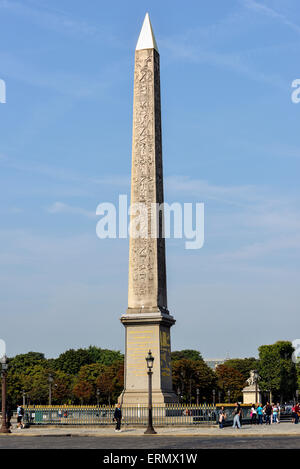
[246,370,260,386]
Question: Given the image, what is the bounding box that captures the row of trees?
[5,347,124,407]
[2,341,299,407]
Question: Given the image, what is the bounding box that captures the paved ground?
[1,422,300,436]
[0,423,299,448]
[0,435,300,449]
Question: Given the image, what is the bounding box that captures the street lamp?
[196,388,200,406]
[96,388,100,407]
[227,389,231,404]
[1,355,10,433]
[144,350,156,435]
[22,389,26,407]
[212,389,216,406]
[48,374,54,406]
[177,386,181,403]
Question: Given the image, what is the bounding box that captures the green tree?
[21,364,50,404]
[53,348,92,375]
[224,358,259,382]
[215,364,245,403]
[258,341,297,402]
[172,358,216,403]
[297,363,300,394]
[87,346,123,366]
[75,363,106,403]
[96,360,124,405]
[6,352,47,406]
[73,380,94,404]
[172,350,203,362]
[52,371,74,404]
[8,352,46,374]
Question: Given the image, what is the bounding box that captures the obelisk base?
[119,310,178,406]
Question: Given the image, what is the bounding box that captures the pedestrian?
[250,404,257,424]
[219,406,226,429]
[265,402,272,424]
[16,404,24,429]
[114,403,122,432]
[239,405,243,427]
[232,403,241,429]
[293,403,299,424]
[272,403,279,424]
[277,403,281,423]
[256,403,263,424]
[296,403,300,424]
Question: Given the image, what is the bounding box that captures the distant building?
[204,359,226,370]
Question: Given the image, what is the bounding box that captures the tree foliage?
[224,357,259,382]
[258,341,297,402]
[172,358,216,403]
[215,365,245,403]
[53,349,92,375]
[172,350,203,362]
[4,345,298,407]
[87,346,123,366]
[96,360,124,405]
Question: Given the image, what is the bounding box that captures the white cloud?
[243,0,300,35]
[0,0,99,37]
[48,202,96,219]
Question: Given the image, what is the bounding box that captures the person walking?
[16,404,24,429]
[239,405,243,427]
[293,403,299,424]
[232,403,241,429]
[265,402,272,425]
[256,403,263,424]
[250,404,257,424]
[114,403,122,432]
[272,403,279,424]
[277,403,281,423]
[219,406,226,429]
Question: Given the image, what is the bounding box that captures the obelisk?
[120,13,177,406]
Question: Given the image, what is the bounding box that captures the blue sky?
[1,0,300,359]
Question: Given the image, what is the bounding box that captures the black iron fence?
[22,404,252,426]
[23,404,218,426]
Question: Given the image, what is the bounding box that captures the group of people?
[218,401,300,428]
[218,403,246,429]
[250,402,280,425]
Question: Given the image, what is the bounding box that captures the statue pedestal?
[242,384,261,404]
[119,311,178,406]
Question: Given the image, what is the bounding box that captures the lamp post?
[48,373,54,406]
[144,350,156,435]
[196,388,199,406]
[22,389,26,408]
[212,389,216,406]
[227,389,231,404]
[1,355,10,433]
[177,386,181,403]
[96,388,100,407]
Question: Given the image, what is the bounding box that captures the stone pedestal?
[120,310,177,406]
[242,385,262,404]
